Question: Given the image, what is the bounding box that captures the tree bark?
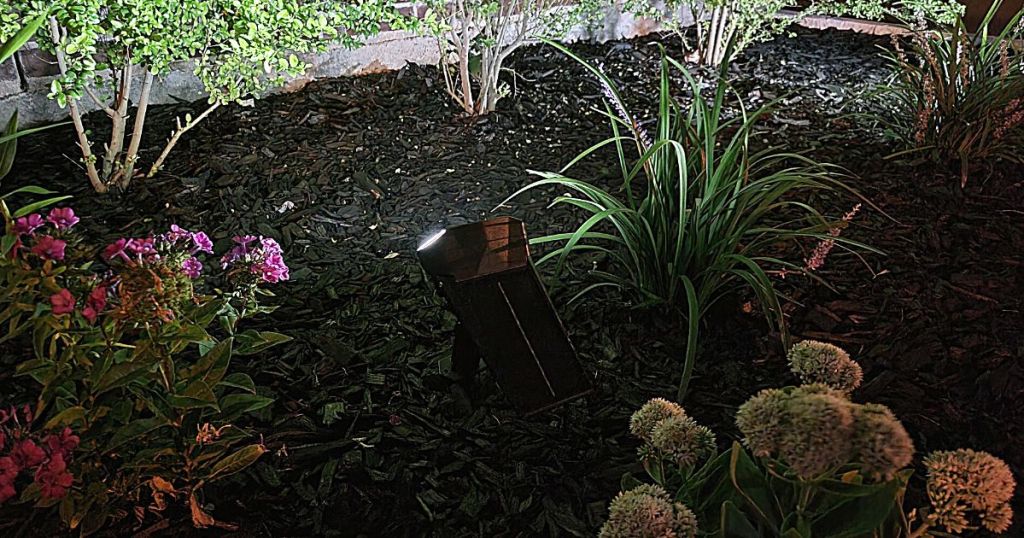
[48,17,105,193]
[120,70,154,188]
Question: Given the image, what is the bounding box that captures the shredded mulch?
[3,27,1022,537]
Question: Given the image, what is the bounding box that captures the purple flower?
[46,208,79,230]
[181,257,203,278]
[13,214,44,236]
[126,237,155,256]
[258,252,289,283]
[235,235,258,247]
[191,232,213,254]
[221,235,289,283]
[31,236,67,261]
[165,224,191,243]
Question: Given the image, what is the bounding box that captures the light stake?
[416,216,591,415]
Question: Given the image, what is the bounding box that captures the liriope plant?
[506,40,875,400]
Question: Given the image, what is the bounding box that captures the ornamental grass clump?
[507,42,873,400]
[599,484,698,538]
[787,340,863,393]
[923,449,1016,533]
[873,1,1024,186]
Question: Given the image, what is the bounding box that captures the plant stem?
[48,17,105,193]
[102,62,133,180]
[120,69,154,188]
[146,101,220,178]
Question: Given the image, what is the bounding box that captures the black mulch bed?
[3,27,1022,537]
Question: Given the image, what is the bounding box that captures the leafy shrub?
[506,43,872,400]
[0,190,292,533]
[872,2,1024,186]
[603,341,1017,536]
[625,0,962,67]
[421,0,585,115]
[0,0,411,192]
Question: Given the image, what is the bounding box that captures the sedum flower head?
[735,387,790,458]
[649,415,716,469]
[788,340,863,393]
[737,384,856,478]
[852,404,914,481]
[776,391,855,479]
[630,398,685,442]
[599,484,698,538]
[924,449,1016,533]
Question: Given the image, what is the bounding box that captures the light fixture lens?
[417,229,446,251]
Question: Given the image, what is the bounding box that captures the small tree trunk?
[101,64,133,181]
[119,70,154,189]
[457,38,475,114]
[48,17,105,193]
[146,102,221,178]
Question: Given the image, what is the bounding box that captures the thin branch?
[48,16,105,193]
[146,101,221,178]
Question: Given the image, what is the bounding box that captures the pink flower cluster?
[220,235,290,284]
[9,207,79,261]
[49,285,107,323]
[0,406,78,504]
[103,224,213,280]
[804,204,862,273]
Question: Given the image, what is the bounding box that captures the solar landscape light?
[416,216,592,415]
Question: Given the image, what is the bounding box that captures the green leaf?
[0,13,47,63]
[218,372,256,393]
[810,475,906,537]
[43,406,86,429]
[218,393,274,421]
[719,500,761,538]
[13,196,73,218]
[206,443,266,482]
[106,417,170,453]
[233,330,292,355]
[0,111,18,181]
[183,337,232,387]
[729,442,780,529]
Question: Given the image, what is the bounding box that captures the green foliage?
[0,195,291,533]
[421,0,583,114]
[625,0,963,66]
[507,42,871,400]
[0,0,411,191]
[607,343,1016,537]
[871,2,1024,186]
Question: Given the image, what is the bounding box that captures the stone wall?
[0,8,669,127]
[0,9,905,127]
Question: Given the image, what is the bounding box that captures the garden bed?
[4,27,1022,536]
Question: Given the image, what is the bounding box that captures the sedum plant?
[872,1,1024,187]
[625,0,962,67]
[0,190,292,533]
[604,342,1017,537]
[506,42,873,400]
[421,0,583,115]
[0,0,409,192]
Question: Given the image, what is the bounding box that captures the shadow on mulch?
[1,27,1021,537]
